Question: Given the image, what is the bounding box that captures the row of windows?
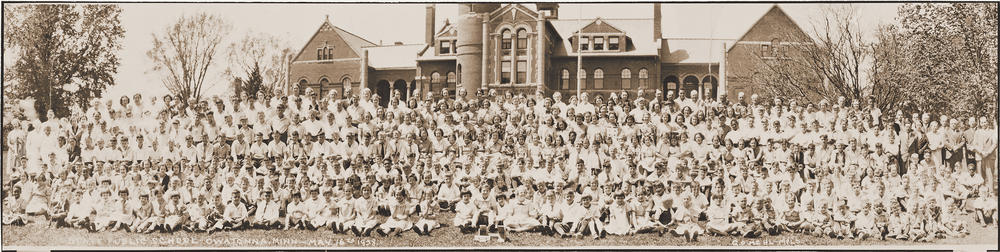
[428,71,457,84]
[500,61,528,84]
[501,29,529,56]
[579,35,621,52]
[559,68,648,90]
[762,38,789,58]
[296,77,351,97]
[500,28,531,84]
[664,75,720,100]
[427,71,457,98]
[316,46,333,60]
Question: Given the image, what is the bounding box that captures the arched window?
[516,29,528,55]
[430,72,441,92]
[578,68,587,89]
[319,78,330,97]
[621,68,632,89]
[638,68,649,89]
[501,29,512,56]
[561,69,570,90]
[337,77,350,98]
[298,79,308,95]
[342,77,351,87]
[683,75,700,98]
[664,75,679,98]
[594,68,604,89]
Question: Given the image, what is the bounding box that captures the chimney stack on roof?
[425,4,435,46]
[653,3,662,40]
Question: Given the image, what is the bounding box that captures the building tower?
[455,4,499,98]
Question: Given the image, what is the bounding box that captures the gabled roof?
[548,18,657,57]
[436,20,457,37]
[332,25,377,56]
[364,44,424,69]
[726,5,809,52]
[579,17,625,34]
[489,4,538,22]
[293,18,376,61]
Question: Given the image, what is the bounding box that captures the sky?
[4,3,903,99]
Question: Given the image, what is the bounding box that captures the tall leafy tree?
[868,23,914,114]
[3,4,125,119]
[897,3,998,118]
[147,12,231,106]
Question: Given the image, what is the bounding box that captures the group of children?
[2,86,997,243]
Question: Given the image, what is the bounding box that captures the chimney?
[537,3,559,19]
[426,4,436,46]
[653,3,662,40]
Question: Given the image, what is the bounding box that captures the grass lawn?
[3,213,997,248]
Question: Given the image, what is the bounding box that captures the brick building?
[289,4,812,105]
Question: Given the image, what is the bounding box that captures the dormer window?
[609,37,620,51]
[594,37,604,50]
[579,36,589,51]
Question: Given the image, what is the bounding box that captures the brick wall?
[289,60,363,96]
[547,56,659,101]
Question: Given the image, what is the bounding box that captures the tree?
[233,63,264,101]
[897,3,998,118]
[868,23,914,114]
[224,31,295,100]
[147,12,231,106]
[3,4,125,120]
[750,5,874,107]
